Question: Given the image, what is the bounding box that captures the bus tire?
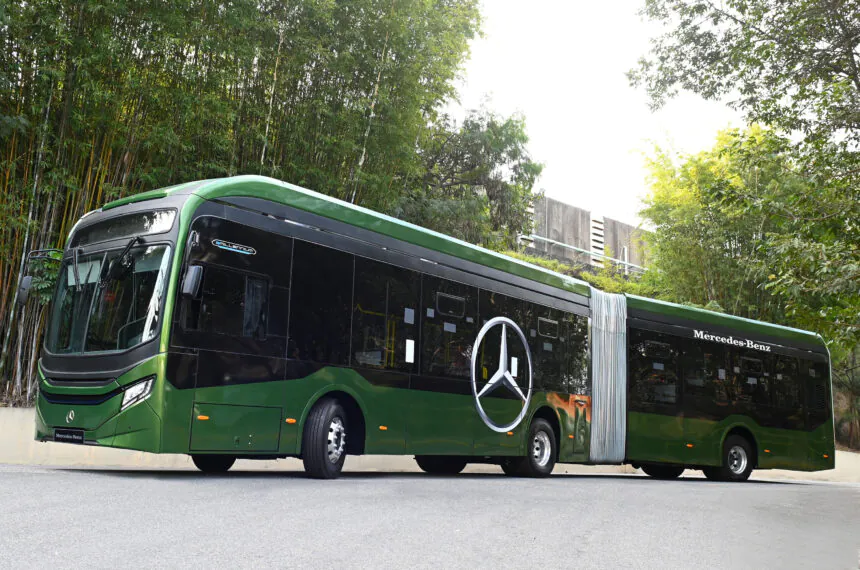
[716,435,755,482]
[192,454,235,473]
[415,456,467,475]
[641,464,684,480]
[302,398,348,479]
[702,467,722,481]
[500,458,523,476]
[517,418,556,478]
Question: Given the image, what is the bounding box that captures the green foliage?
[394,110,543,250]
[0,0,496,402]
[631,0,859,347]
[501,250,583,277]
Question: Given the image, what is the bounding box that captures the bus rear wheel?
[415,456,467,475]
[705,435,755,482]
[192,454,235,473]
[302,398,348,479]
[641,464,684,480]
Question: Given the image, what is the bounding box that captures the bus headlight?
[121,377,155,411]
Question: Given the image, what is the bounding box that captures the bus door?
[627,329,686,463]
[407,277,478,455]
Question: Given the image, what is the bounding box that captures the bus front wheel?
[302,398,348,479]
[192,454,236,473]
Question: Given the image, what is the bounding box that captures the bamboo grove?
[1,0,542,403]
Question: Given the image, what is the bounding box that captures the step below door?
[190,403,281,452]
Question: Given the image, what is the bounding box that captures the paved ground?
[1,463,858,569]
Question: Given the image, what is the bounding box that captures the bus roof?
[626,294,824,347]
[104,175,592,297]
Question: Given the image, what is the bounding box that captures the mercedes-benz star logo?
[470,316,533,433]
[66,410,75,424]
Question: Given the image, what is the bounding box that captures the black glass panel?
[629,329,680,412]
[421,276,477,380]
[352,257,420,373]
[289,240,353,366]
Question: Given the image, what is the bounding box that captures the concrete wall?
[603,217,646,268]
[531,196,592,267]
[530,196,646,269]
[2,408,858,481]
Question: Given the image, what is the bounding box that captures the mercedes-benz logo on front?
[66,410,75,424]
[470,316,533,433]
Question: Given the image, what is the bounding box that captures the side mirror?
[181,265,203,299]
[16,275,33,307]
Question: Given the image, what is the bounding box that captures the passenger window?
[629,329,679,408]
[288,240,352,365]
[564,313,589,395]
[352,257,419,372]
[422,276,477,379]
[188,267,269,339]
[198,267,245,336]
[528,305,565,392]
[772,356,804,430]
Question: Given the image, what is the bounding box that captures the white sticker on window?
[776,373,783,380]
[530,329,537,338]
[718,369,726,380]
[747,377,757,385]
[734,366,740,373]
[405,339,415,363]
[426,308,435,318]
[511,357,518,377]
[809,368,816,377]
[443,322,456,333]
[653,362,664,371]
[404,308,415,325]
[543,342,553,352]
[466,317,474,323]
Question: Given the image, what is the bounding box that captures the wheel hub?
[533,431,552,468]
[327,417,346,463]
[728,445,747,475]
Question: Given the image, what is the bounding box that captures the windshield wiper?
[99,236,140,289]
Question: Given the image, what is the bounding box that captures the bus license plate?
[54,429,85,444]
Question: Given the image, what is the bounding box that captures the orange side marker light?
[568,434,574,439]
[685,443,694,448]
[823,454,829,459]
[506,431,514,436]
[197,415,209,421]
[379,425,388,431]
[285,418,297,424]
[764,449,771,454]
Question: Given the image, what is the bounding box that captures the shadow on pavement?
[57,467,796,485]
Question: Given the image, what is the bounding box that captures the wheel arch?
[298,386,368,456]
[721,424,759,467]
[529,405,562,458]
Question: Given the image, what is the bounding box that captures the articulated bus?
[25,175,835,479]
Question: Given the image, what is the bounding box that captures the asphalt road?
[1,463,858,569]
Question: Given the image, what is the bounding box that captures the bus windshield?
[45,244,172,354]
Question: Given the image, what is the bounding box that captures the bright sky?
[446,0,743,227]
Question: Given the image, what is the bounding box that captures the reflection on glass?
[72,210,176,247]
[46,245,172,354]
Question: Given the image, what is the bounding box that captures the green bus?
[24,175,835,480]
